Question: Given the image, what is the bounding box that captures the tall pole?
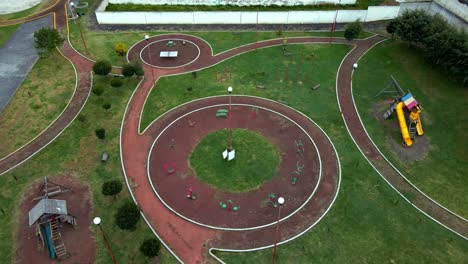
[228,86,233,150]
[70,2,89,55]
[93,217,117,264]
[144,35,155,79]
[272,197,285,264]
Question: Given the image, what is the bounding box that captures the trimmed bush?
[115,42,128,57]
[92,87,104,96]
[140,238,161,258]
[344,19,362,40]
[102,180,122,196]
[115,201,140,230]
[93,60,112,76]
[122,64,135,77]
[95,128,106,139]
[132,62,144,77]
[102,103,111,110]
[110,78,123,87]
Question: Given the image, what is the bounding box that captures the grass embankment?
[0,24,19,48]
[141,44,467,263]
[0,76,177,263]
[106,0,387,12]
[0,0,56,22]
[0,50,75,158]
[190,129,280,192]
[353,40,468,217]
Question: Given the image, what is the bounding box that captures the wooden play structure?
[28,178,77,260]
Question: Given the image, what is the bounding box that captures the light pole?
[93,217,117,264]
[70,2,89,55]
[272,197,285,264]
[144,34,155,79]
[353,63,358,70]
[228,86,233,150]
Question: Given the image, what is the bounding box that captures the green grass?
[0,24,19,48]
[353,40,468,217]
[0,75,177,263]
[140,43,467,263]
[190,129,280,192]
[106,1,387,12]
[0,50,75,158]
[0,0,56,22]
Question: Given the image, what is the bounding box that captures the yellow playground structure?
[380,76,424,147]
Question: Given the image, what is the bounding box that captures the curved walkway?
[0,1,94,176]
[335,36,468,239]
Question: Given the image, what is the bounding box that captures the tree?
[344,20,362,41]
[102,180,122,196]
[395,9,432,45]
[140,238,161,258]
[115,42,128,57]
[386,20,399,38]
[95,128,106,139]
[132,62,144,77]
[34,27,64,54]
[93,60,112,75]
[122,64,135,77]
[115,201,140,230]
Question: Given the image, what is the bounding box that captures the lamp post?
[272,197,285,264]
[70,2,89,55]
[93,217,117,264]
[353,63,358,70]
[144,34,155,79]
[228,86,233,150]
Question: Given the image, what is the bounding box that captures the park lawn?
[190,129,280,192]
[352,40,468,217]
[0,49,75,158]
[0,76,177,263]
[0,24,19,48]
[0,0,56,22]
[140,43,467,263]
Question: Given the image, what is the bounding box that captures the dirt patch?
[389,135,430,162]
[16,175,95,264]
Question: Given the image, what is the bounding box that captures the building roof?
[28,199,68,226]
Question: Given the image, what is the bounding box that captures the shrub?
[192,71,197,79]
[102,180,122,196]
[95,128,106,139]
[344,19,362,41]
[93,60,112,76]
[115,42,128,57]
[77,114,87,123]
[34,27,64,54]
[102,103,111,110]
[140,238,161,258]
[187,86,193,92]
[110,78,123,87]
[122,64,135,77]
[386,20,399,38]
[276,26,283,36]
[115,201,140,230]
[92,87,104,96]
[132,62,144,77]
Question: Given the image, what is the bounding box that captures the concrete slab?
[0,15,53,113]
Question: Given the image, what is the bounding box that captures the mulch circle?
[148,96,333,229]
[16,175,95,264]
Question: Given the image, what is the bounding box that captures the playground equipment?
[380,76,425,147]
[28,178,78,260]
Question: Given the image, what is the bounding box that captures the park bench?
[216,109,228,117]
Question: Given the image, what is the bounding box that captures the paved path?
[0,15,53,113]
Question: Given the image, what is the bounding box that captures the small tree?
[386,20,399,39]
[276,25,283,37]
[140,238,161,258]
[95,128,106,139]
[102,180,122,196]
[93,60,112,76]
[115,201,140,230]
[344,20,363,41]
[34,27,64,54]
[122,64,135,77]
[102,103,111,110]
[110,78,123,87]
[115,42,128,57]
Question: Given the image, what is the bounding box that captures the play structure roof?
[28,199,68,226]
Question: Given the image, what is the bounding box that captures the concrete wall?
[96,5,401,24]
[107,0,356,5]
